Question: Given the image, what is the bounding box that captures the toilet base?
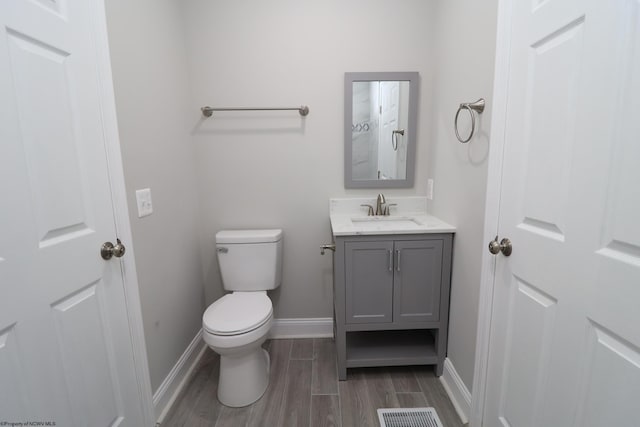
[218,347,270,407]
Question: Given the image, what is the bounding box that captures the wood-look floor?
[162,338,466,427]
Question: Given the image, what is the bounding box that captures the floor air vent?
[377,408,443,427]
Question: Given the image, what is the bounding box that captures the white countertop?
[329,197,456,236]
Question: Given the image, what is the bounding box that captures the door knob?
[488,236,512,256]
[101,238,126,260]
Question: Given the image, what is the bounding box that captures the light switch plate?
[136,188,153,218]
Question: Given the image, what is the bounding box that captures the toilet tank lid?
[216,229,283,244]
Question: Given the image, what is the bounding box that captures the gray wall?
[182,0,439,317]
[428,0,499,391]
[105,0,205,393]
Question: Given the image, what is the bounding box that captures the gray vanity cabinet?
[393,239,443,323]
[345,240,443,324]
[333,233,453,381]
[344,241,394,324]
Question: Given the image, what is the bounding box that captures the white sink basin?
[350,216,423,230]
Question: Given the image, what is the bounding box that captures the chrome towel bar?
[454,98,485,143]
[201,105,310,118]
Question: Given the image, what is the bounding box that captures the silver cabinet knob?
[488,236,512,256]
[101,238,126,260]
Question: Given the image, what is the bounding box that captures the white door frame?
[90,0,155,424]
[469,0,515,425]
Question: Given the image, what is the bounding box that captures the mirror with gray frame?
[345,72,418,188]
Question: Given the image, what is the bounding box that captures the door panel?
[52,283,121,426]
[378,81,400,179]
[393,240,442,323]
[6,28,93,246]
[574,322,640,427]
[500,278,557,427]
[0,325,29,420]
[518,16,584,242]
[345,241,394,323]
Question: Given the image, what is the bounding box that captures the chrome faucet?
[375,193,386,216]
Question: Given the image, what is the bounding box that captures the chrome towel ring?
[454,98,485,143]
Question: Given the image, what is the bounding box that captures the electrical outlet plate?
[427,179,434,200]
[135,188,153,217]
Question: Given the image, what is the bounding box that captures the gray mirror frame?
[344,71,419,189]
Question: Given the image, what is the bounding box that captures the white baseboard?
[439,358,471,425]
[153,329,207,424]
[268,317,334,339]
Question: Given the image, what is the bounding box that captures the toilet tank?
[215,229,283,291]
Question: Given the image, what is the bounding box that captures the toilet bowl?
[203,292,274,406]
[202,229,283,407]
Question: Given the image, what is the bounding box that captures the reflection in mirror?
[345,72,418,189]
[352,81,410,181]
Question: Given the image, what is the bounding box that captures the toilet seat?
[203,292,272,336]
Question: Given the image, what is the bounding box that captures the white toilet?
[202,229,283,407]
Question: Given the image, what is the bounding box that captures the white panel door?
[484,0,640,426]
[378,81,400,179]
[0,1,145,426]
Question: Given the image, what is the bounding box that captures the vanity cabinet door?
[345,241,394,324]
[393,239,443,323]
